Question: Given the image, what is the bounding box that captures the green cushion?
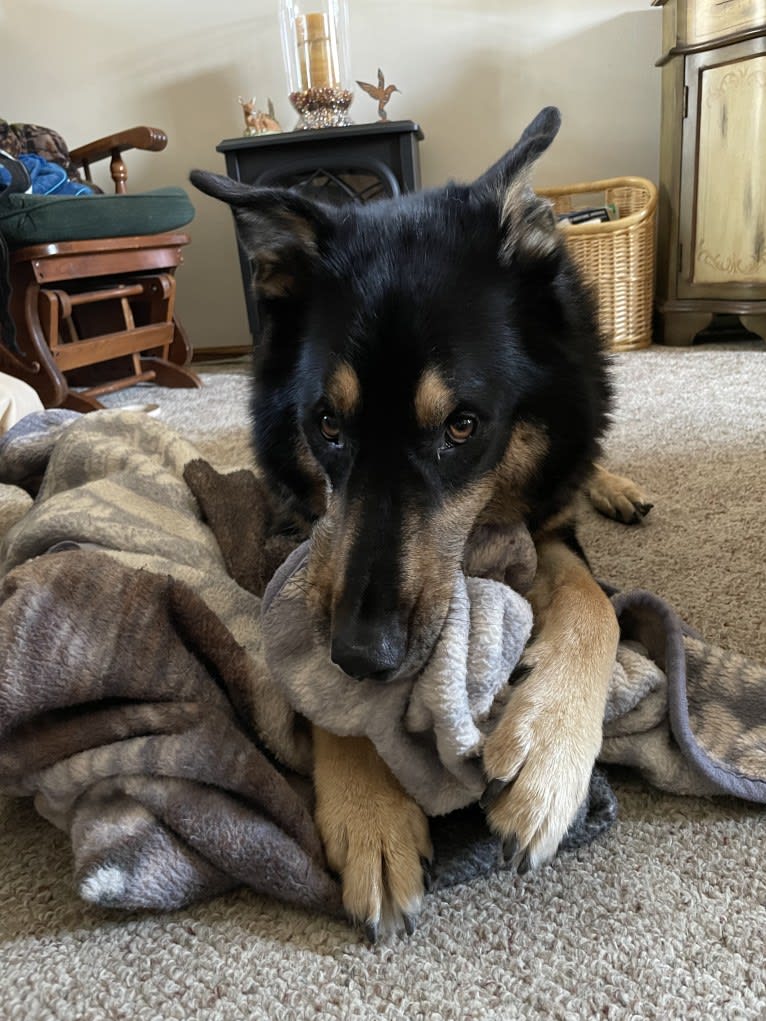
[0,186,194,246]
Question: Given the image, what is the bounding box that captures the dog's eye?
[319,412,342,443]
[445,412,477,446]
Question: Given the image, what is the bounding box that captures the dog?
[190,106,652,940]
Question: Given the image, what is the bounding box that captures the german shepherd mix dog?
[191,107,651,940]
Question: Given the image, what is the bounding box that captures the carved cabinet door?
[677,36,766,300]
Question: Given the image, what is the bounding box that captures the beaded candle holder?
[279,0,354,129]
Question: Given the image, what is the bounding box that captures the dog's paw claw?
[480,778,510,811]
[502,834,519,863]
[364,919,380,944]
[509,661,534,685]
[624,499,654,525]
[516,852,532,876]
[420,856,433,892]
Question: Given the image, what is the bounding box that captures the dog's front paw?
[314,741,432,941]
[587,467,653,524]
[481,651,603,872]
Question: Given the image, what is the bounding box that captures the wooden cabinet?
[653,0,766,344]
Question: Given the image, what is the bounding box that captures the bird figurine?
[355,69,400,122]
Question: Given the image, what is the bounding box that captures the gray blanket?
[0,411,763,918]
[262,542,534,816]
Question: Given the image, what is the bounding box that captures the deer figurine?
[239,98,282,137]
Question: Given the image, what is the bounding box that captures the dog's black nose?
[330,623,407,681]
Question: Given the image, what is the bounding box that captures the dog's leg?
[482,534,619,870]
[313,727,432,940]
[587,463,653,524]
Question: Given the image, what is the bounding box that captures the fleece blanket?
[0,411,764,918]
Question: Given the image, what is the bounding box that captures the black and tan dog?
[191,107,651,939]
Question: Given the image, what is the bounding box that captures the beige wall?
[1,1,661,350]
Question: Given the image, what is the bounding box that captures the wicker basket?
[537,177,658,351]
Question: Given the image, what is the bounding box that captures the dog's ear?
[474,107,562,270]
[190,170,332,298]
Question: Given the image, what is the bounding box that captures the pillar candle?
[295,12,339,89]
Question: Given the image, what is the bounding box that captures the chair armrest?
[69,126,168,165]
[69,126,169,194]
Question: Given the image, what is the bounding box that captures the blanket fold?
[602,590,766,802]
[0,410,763,920]
[0,549,340,915]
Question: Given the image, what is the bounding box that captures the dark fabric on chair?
[0,186,195,246]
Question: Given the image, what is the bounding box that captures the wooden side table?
[652,0,766,345]
[216,120,424,344]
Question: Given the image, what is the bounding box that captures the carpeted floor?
[1,341,764,1020]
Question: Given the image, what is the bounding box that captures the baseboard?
[192,345,252,363]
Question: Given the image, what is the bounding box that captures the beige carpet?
[1,342,765,1020]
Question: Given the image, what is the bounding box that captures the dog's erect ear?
[474,106,562,269]
[190,170,332,298]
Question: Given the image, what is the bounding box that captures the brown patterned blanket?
[0,411,763,919]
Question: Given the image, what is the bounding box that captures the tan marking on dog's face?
[393,477,496,674]
[305,492,362,622]
[400,478,494,601]
[479,421,549,527]
[413,367,454,431]
[326,361,361,417]
[295,435,330,520]
[399,422,546,603]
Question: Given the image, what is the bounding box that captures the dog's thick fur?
[191,107,650,939]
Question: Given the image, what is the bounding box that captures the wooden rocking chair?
[0,124,201,411]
